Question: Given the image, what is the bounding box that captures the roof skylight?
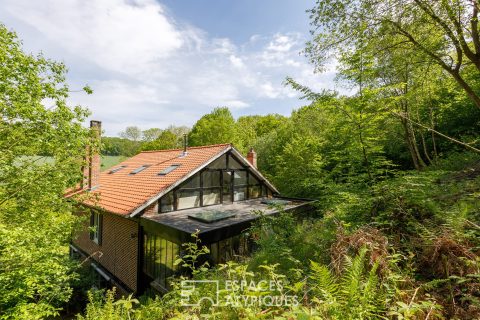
[108,165,127,174]
[158,164,181,176]
[130,165,150,175]
[188,210,236,223]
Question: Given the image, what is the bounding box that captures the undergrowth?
[77,153,480,319]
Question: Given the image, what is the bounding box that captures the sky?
[0,0,339,136]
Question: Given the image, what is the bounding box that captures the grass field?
[100,155,127,171]
[17,155,127,172]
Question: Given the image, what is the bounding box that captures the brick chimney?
[83,120,102,190]
[247,147,257,168]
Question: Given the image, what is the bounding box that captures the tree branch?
[392,111,480,153]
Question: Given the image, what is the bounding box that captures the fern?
[309,246,387,319]
[310,260,339,301]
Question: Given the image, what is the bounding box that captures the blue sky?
[0,0,338,136]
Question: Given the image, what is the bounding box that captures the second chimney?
[181,133,188,157]
[84,120,102,190]
[247,147,257,168]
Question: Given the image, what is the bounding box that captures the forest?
[1,0,480,319]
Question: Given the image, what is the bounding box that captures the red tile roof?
[78,144,231,215]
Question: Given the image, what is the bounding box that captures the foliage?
[102,136,139,157]
[141,130,181,151]
[188,107,239,147]
[76,288,139,320]
[307,0,480,109]
[3,0,480,318]
[141,128,162,142]
[0,24,91,318]
[119,126,142,142]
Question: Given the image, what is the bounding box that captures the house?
[70,121,314,295]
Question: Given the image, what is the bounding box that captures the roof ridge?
[139,143,231,153]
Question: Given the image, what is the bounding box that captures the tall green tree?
[119,126,142,141]
[188,107,238,147]
[141,128,162,142]
[0,25,91,318]
[307,0,480,110]
[141,130,180,151]
[236,114,286,154]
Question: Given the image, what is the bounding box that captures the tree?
[188,107,238,147]
[166,125,190,139]
[141,130,180,151]
[307,0,480,109]
[141,128,162,142]
[0,25,91,317]
[119,126,142,141]
[236,114,286,153]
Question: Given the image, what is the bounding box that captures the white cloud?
[1,0,335,135]
[267,34,295,52]
[229,55,245,68]
[4,0,184,76]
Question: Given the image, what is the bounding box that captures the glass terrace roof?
[187,210,237,223]
[261,199,290,205]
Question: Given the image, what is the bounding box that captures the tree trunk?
[448,69,480,110]
[429,106,438,160]
[399,100,426,170]
[401,116,422,170]
[408,120,427,168]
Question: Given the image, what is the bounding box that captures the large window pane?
[249,185,263,198]
[160,191,174,213]
[203,188,221,205]
[228,156,244,169]
[181,175,200,188]
[234,186,247,201]
[177,190,201,209]
[222,171,232,204]
[202,171,221,187]
[159,238,167,286]
[267,188,273,198]
[233,171,247,186]
[208,154,227,169]
[249,174,259,186]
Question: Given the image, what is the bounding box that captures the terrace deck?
[142,197,313,236]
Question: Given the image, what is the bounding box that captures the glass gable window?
[234,186,247,201]
[202,170,221,187]
[159,191,174,213]
[208,154,227,169]
[181,175,200,188]
[248,174,264,199]
[203,189,221,205]
[157,152,272,212]
[176,190,201,210]
[229,157,244,169]
[249,185,264,198]
[233,171,247,185]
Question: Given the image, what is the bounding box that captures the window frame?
[89,211,102,245]
[157,152,271,213]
